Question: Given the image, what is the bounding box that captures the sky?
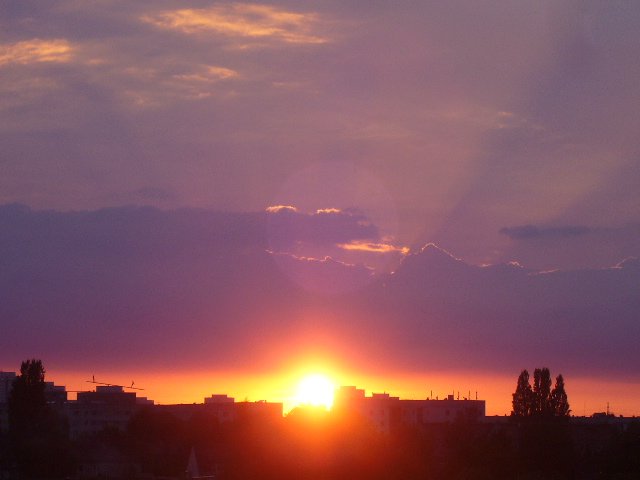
[1,1,639,415]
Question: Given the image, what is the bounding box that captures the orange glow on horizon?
[42,366,640,418]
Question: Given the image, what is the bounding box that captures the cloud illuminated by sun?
[142,4,327,45]
[316,208,341,214]
[293,373,335,410]
[338,241,409,254]
[0,39,73,66]
[265,204,298,213]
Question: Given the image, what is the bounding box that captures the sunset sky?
[2,1,639,415]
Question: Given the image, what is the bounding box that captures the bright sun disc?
[294,374,335,410]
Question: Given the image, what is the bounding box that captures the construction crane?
[86,376,145,391]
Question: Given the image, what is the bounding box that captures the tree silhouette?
[8,359,73,478]
[550,374,570,417]
[511,367,570,418]
[8,359,47,437]
[533,367,552,416]
[512,370,533,416]
[512,368,573,477]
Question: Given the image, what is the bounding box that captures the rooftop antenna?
[86,377,145,391]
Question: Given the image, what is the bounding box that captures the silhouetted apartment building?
[0,371,15,404]
[0,371,16,433]
[44,381,68,405]
[1,375,153,438]
[233,399,283,421]
[334,386,486,433]
[158,394,283,424]
[1,372,69,433]
[66,385,144,438]
[0,403,7,434]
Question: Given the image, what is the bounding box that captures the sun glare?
[294,374,335,410]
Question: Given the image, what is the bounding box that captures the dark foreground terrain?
[2,406,639,480]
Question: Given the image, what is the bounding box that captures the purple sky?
[1,1,639,404]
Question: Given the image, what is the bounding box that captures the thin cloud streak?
[0,39,73,66]
[172,65,240,82]
[142,4,328,44]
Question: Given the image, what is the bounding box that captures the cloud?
[377,244,640,376]
[316,208,341,214]
[0,39,73,66]
[338,241,408,255]
[270,252,374,294]
[142,4,327,45]
[265,205,298,213]
[113,61,243,105]
[500,224,591,240]
[615,257,639,270]
[497,223,640,271]
[0,204,380,368]
[172,65,240,83]
[266,205,378,250]
[1,205,638,382]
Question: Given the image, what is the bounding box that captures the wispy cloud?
[0,39,73,66]
[172,65,239,83]
[142,3,327,45]
[116,63,241,106]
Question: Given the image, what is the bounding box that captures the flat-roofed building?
[157,395,283,425]
[400,395,486,425]
[44,381,68,406]
[0,371,16,433]
[67,386,139,438]
[0,372,16,403]
[334,387,486,433]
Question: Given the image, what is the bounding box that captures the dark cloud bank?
[1,205,638,380]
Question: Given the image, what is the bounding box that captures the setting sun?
[293,374,335,410]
